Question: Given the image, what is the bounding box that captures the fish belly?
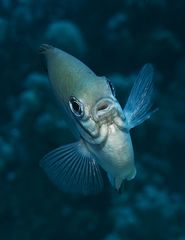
[94,124,135,179]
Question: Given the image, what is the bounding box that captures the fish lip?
[95,106,117,122]
[77,98,127,144]
[92,98,126,129]
[92,98,118,122]
[93,107,128,132]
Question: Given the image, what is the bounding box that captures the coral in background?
[0,0,184,239]
[45,20,87,57]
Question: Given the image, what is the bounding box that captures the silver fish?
[40,44,155,194]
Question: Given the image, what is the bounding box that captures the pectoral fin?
[123,64,157,129]
[40,141,103,195]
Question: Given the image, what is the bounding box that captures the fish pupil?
[72,101,80,113]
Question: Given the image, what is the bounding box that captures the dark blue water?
[0,0,184,239]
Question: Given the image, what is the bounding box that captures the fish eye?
[107,79,115,96]
[69,96,84,117]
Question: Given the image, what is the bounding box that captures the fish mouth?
[92,98,126,129]
[76,98,127,145]
[92,98,117,121]
[96,106,117,123]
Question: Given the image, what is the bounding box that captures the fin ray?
[40,141,103,194]
[123,64,156,129]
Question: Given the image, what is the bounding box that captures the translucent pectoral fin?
[123,64,157,129]
[40,141,103,195]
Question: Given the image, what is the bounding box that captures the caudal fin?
[123,64,156,130]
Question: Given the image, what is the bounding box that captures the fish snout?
[93,98,116,121]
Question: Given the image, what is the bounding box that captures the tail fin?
[123,64,156,130]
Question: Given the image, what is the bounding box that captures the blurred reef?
[0,0,184,240]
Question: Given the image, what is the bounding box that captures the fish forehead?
[43,45,112,111]
[73,76,111,107]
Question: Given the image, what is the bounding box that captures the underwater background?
[0,0,184,239]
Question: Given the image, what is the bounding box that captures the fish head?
[66,67,128,140]
[68,75,128,145]
[40,44,127,144]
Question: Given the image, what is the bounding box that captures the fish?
[39,44,156,195]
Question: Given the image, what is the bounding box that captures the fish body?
[40,44,155,194]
